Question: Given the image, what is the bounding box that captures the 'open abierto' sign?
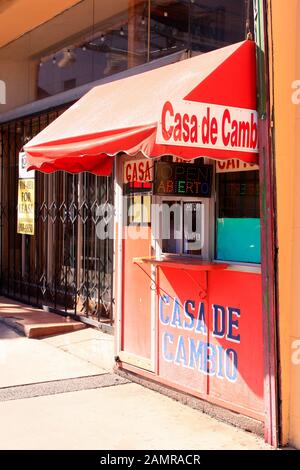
[154,161,213,198]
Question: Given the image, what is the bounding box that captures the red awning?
[24,40,258,176]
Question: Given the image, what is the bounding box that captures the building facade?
[0,0,252,328]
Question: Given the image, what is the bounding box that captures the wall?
[0,0,129,112]
[0,0,81,47]
[270,0,300,448]
[0,0,82,111]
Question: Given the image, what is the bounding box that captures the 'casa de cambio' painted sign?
[159,295,240,383]
[156,101,258,154]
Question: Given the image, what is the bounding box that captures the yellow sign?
[17,178,35,235]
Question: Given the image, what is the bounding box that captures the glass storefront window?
[190,0,253,54]
[38,0,149,99]
[149,0,254,60]
[0,0,254,110]
[38,0,254,97]
[149,0,189,61]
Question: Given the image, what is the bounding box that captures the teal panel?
[216,218,261,264]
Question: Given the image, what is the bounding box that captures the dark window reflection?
[150,0,254,60]
[217,170,260,219]
[190,0,253,53]
[37,0,254,99]
[38,0,148,99]
[150,0,189,60]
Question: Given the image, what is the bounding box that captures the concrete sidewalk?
[41,326,115,371]
[0,298,272,450]
[0,294,115,386]
[0,323,107,387]
[0,381,271,450]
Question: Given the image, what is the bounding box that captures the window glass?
[161,201,182,254]
[161,199,204,256]
[216,170,260,263]
[143,194,151,224]
[150,0,189,61]
[38,1,149,99]
[190,0,253,54]
[183,202,203,256]
[149,0,254,60]
[126,194,151,226]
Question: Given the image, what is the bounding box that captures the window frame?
[153,194,210,260]
[213,167,261,268]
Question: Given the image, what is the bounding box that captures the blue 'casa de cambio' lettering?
[159,295,240,383]
[159,295,207,335]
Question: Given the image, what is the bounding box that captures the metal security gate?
[0,107,114,327]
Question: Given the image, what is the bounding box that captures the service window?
[153,159,211,259]
[215,169,260,264]
[159,198,207,258]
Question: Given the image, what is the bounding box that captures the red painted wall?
[157,267,264,418]
[122,227,152,359]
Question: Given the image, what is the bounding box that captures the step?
[0,297,85,338]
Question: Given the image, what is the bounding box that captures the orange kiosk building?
[24,39,265,427]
